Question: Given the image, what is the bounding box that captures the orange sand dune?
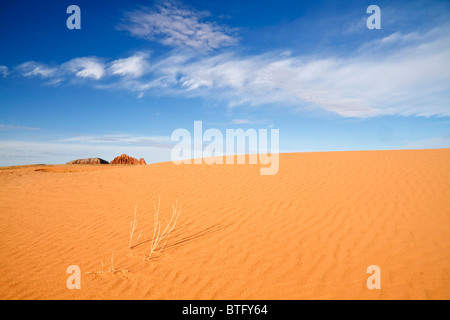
[0,149,449,299]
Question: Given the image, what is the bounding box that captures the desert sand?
[0,149,449,299]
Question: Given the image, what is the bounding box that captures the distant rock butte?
[139,158,147,165]
[110,154,146,165]
[67,158,109,165]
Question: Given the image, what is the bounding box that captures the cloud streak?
[406,134,450,149]
[63,57,105,80]
[0,124,40,131]
[115,26,450,118]
[109,52,151,78]
[60,134,173,148]
[0,65,8,78]
[0,140,172,166]
[117,1,237,51]
[11,5,450,119]
[19,61,56,78]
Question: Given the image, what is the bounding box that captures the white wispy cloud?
[60,134,173,148]
[0,140,172,166]
[13,18,450,118]
[16,53,149,84]
[231,119,270,125]
[63,57,105,80]
[232,119,254,124]
[17,58,105,82]
[109,52,150,78]
[0,65,8,78]
[19,61,56,78]
[405,134,450,149]
[125,25,450,118]
[118,1,237,51]
[0,124,40,131]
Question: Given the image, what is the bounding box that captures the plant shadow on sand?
[164,222,232,252]
[131,221,232,260]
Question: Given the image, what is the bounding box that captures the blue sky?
[0,0,449,165]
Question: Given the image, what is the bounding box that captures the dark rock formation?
[67,158,109,164]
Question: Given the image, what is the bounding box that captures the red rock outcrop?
[139,158,147,165]
[67,158,109,164]
[110,154,146,165]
